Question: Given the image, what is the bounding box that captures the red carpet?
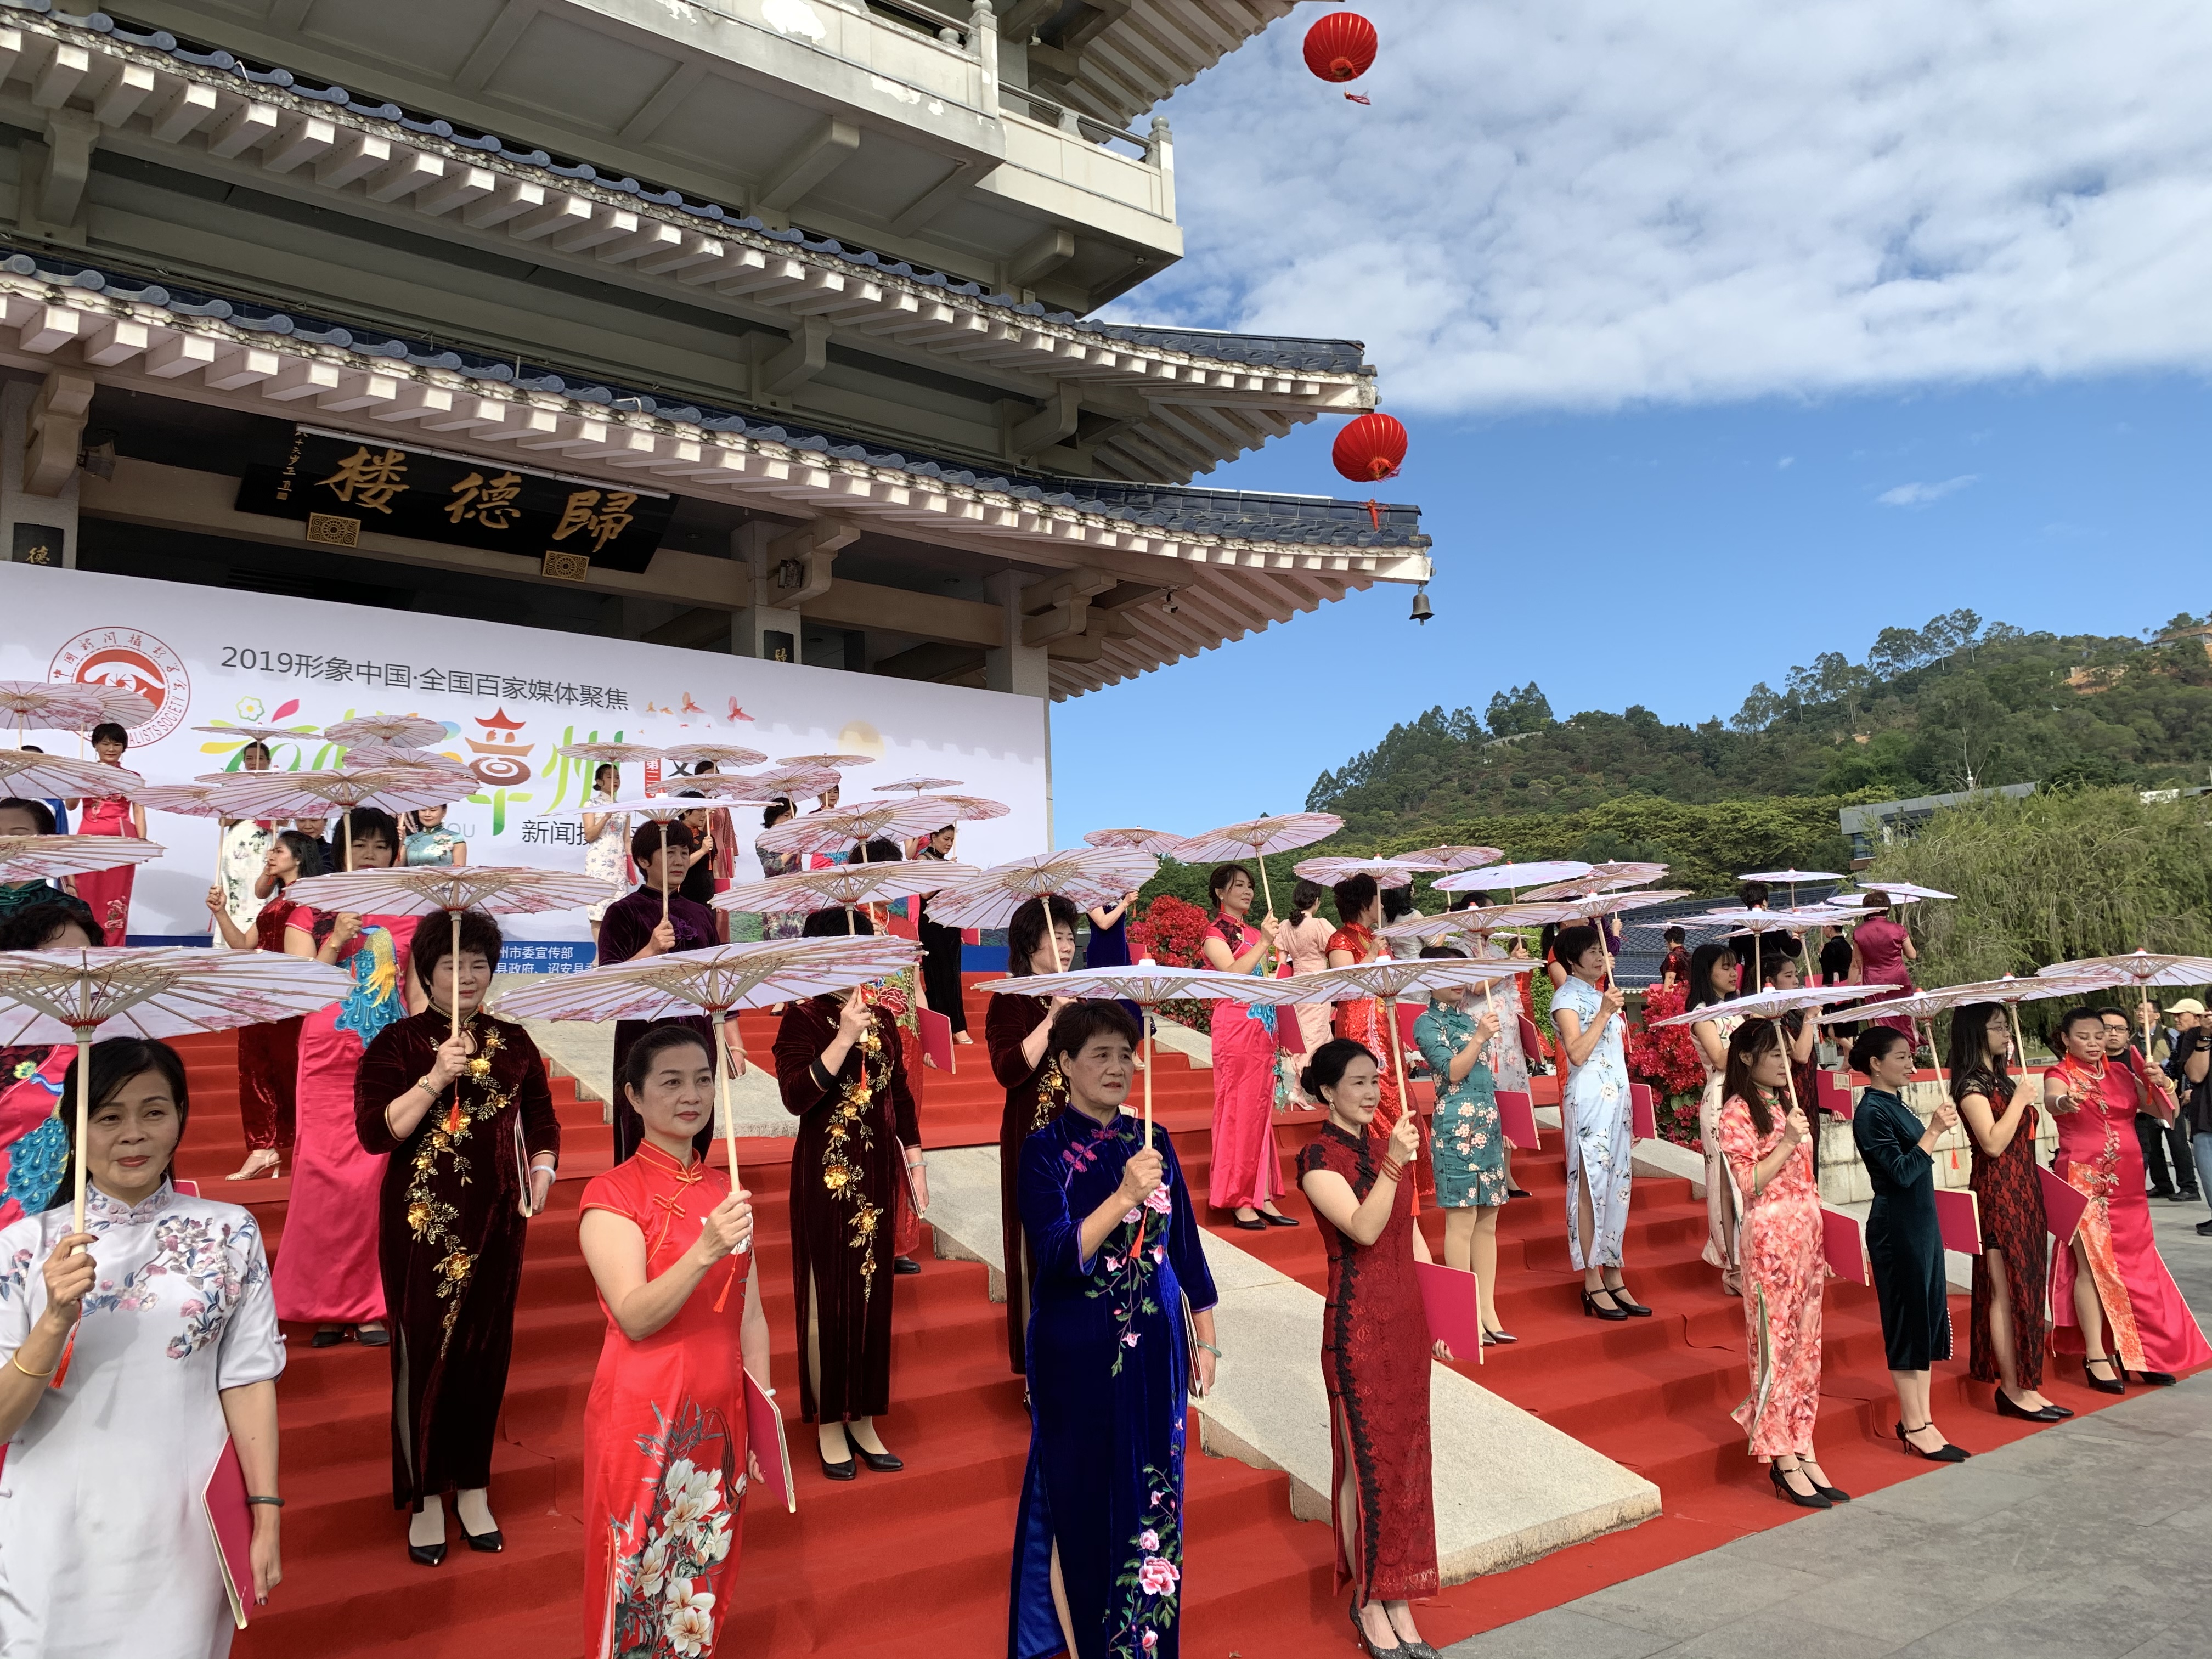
[160,985,2140,1659]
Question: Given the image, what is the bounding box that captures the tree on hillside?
[1486,682,1554,736]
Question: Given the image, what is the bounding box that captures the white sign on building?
[0,562,1049,949]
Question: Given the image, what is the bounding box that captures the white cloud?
[1120,1,2212,412]
[1876,475,1980,506]
[1777,456,1795,469]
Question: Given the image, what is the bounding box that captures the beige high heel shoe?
[225,1148,281,1180]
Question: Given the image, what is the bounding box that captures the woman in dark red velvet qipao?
[986,894,1077,1373]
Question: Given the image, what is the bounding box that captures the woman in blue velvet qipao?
[1009,1000,1220,1659]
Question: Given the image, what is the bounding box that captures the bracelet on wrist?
[9,1349,57,1379]
[245,1494,285,1508]
[1194,1339,1222,1358]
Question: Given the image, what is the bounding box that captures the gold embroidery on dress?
[402,1019,513,1348]
[821,1006,885,1303]
[1032,1054,1067,1132]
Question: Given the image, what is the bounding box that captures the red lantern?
[1332,411,1408,483]
[1303,11,1378,84]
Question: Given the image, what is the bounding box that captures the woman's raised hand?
[39,1231,98,1323]
[1388,1107,1421,1165]
[836,992,873,1043]
[646,918,677,955]
[1929,1099,1961,1135]
[1473,1009,1501,1047]
[329,912,364,946]
[1116,1146,1165,1211]
[426,1031,476,1090]
[1600,984,1627,1023]
[1783,1104,1812,1144]
[204,884,226,917]
[693,1189,754,1263]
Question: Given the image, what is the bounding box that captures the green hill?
[1307,609,2212,833]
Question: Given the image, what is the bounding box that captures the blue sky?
[1049,1,2212,842]
[1052,376,2211,837]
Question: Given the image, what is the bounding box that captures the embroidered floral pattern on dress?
[607,1399,742,1659]
[76,1206,262,1358]
[1109,1460,1184,1658]
[821,1007,887,1304]
[401,1019,513,1348]
[1068,1119,1175,1373]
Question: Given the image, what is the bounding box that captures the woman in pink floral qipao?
[1716,1020,1846,1508]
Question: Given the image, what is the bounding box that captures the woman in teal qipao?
[1011,1002,1220,1659]
[1412,947,1514,1342]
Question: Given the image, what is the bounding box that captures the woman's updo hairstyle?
[1300,1036,1376,1105]
[1848,1025,1910,1074]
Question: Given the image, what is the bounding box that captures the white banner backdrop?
[0,561,1049,949]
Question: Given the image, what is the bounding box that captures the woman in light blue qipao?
[1548,924,1650,1322]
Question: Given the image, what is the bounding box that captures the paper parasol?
[290,864,614,1044]
[756,797,958,857]
[713,860,981,917]
[556,741,667,767]
[731,764,846,801]
[545,794,696,819]
[1291,855,1436,888]
[1084,827,1190,857]
[129,783,225,818]
[323,714,448,750]
[0,749,143,799]
[1171,812,1342,918]
[1376,912,1488,946]
[988,960,1289,1138]
[499,935,919,1184]
[205,768,465,869]
[1521,862,1669,900]
[776,752,875,771]
[920,848,1160,955]
[341,742,470,776]
[1830,883,1956,904]
[0,834,165,885]
[1655,984,1887,1028]
[2036,950,2212,1058]
[1435,860,1593,894]
[1739,867,1843,902]
[0,679,156,732]
[0,946,349,1232]
[661,742,770,770]
[880,776,964,794]
[1397,844,1505,871]
[1290,956,1538,1121]
[907,793,1009,824]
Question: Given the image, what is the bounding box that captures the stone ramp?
[922,1142,1661,1583]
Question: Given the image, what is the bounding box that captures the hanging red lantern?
[1303,11,1378,84]
[1332,411,1408,483]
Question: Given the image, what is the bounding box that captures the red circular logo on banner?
[48,627,191,744]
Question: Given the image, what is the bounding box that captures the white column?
[730,522,802,661]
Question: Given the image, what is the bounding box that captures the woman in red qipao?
[580,1024,769,1659]
[206,829,323,1180]
[986,894,1077,1372]
[1201,864,1293,1229]
[1847,894,1918,1037]
[1296,1039,1440,1659]
[1328,874,1424,1196]
[2045,1007,2212,1391]
[66,721,144,945]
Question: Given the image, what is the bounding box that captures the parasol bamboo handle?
[659,820,669,927]
[450,909,462,1045]
[1256,848,1274,924]
[716,1010,743,1206]
[1143,1005,1154,1144]
[2010,1002,2029,1075]
[70,1028,92,1240]
[1387,992,1412,1155]
[343,806,353,873]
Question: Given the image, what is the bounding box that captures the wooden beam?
[757,116,861,213]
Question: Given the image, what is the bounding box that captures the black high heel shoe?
[461,1524,504,1553]
[1769,1464,1832,1509]
[407,1539,448,1567]
[1895,1422,1970,1462]
[853,1444,904,1472]
[2082,1356,2126,1395]
[1230,1213,1267,1231]
[2131,1369,2178,1387]
[1260,1209,1301,1228]
[1581,1288,1628,1322]
[1995,1389,2067,1422]
[1603,1283,1652,1317]
[1347,1601,1405,1657]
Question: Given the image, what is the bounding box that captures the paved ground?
[1445,1190,2212,1659]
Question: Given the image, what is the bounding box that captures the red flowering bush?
[1626,982,1706,1149]
[1131,894,1211,968]
[1130,894,1216,1035]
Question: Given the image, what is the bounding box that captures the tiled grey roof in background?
[1,246,1424,548]
[4,0,1373,381]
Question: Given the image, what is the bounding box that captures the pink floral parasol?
[879,776,964,795]
[920,848,1160,936]
[0,834,166,885]
[1171,812,1343,918]
[323,714,448,751]
[1291,855,1437,889]
[1434,860,1593,895]
[729,764,845,802]
[0,680,156,734]
[661,742,770,771]
[1083,827,1189,857]
[776,752,876,770]
[756,798,961,858]
[907,793,1009,824]
[0,946,348,1230]
[1397,844,1505,872]
[713,860,981,917]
